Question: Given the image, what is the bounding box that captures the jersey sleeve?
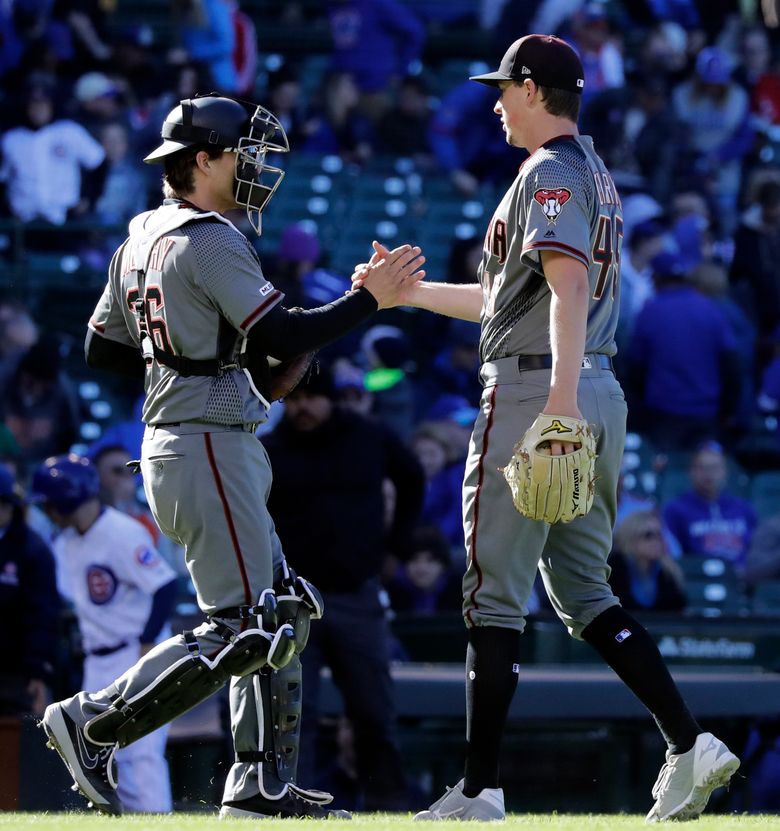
[115,519,177,595]
[190,222,284,336]
[519,154,591,271]
[88,241,137,346]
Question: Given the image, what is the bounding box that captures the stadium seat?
[678,556,738,581]
[684,575,747,618]
[752,580,780,616]
[750,471,780,521]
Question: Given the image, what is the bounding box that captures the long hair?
[613,510,684,584]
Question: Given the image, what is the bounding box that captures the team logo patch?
[135,546,160,567]
[533,187,572,224]
[87,565,118,605]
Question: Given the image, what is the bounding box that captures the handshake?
[349,240,426,309]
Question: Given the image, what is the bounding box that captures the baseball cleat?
[219,785,352,819]
[645,732,740,822]
[40,702,122,815]
[414,779,505,821]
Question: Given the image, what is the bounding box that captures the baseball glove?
[268,351,317,401]
[502,413,598,524]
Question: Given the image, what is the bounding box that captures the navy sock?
[463,626,523,797]
[581,605,701,755]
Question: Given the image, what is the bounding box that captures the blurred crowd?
[2,0,780,812]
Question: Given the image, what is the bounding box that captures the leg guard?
[237,658,331,805]
[85,592,296,748]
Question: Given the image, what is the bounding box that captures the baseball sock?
[463,626,523,797]
[582,605,702,755]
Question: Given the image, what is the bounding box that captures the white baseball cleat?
[414,779,505,821]
[646,732,740,822]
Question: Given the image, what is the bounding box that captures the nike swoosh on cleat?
[75,727,100,770]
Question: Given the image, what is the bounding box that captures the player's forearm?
[546,267,588,413]
[248,288,378,359]
[406,281,483,322]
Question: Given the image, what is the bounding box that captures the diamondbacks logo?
[87,565,118,605]
[540,419,573,437]
[533,187,572,224]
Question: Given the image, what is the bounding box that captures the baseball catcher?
[502,413,597,523]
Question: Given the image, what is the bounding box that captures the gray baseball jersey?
[71,200,294,808]
[478,134,622,361]
[89,201,283,426]
[462,134,627,637]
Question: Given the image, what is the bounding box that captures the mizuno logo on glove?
[540,419,573,436]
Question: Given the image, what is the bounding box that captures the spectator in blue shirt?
[757,326,780,448]
[671,46,754,234]
[327,0,425,120]
[168,0,238,95]
[624,251,742,451]
[385,525,463,614]
[663,442,757,568]
[410,423,464,553]
[428,80,521,195]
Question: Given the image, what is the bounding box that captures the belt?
[151,422,256,433]
[87,641,129,657]
[516,354,613,372]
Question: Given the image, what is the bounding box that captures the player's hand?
[541,402,584,456]
[350,240,390,291]
[357,241,426,309]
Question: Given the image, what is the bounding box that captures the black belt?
[516,354,613,372]
[155,422,248,430]
[88,641,129,657]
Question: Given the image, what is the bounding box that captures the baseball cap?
[695,47,731,85]
[278,224,320,263]
[74,72,120,103]
[650,250,687,280]
[470,34,585,95]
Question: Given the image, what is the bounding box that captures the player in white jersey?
[354,35,740,823]
[32,454,177,813]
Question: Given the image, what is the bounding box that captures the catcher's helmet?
[29,454,100,515]
[144,94,289,234]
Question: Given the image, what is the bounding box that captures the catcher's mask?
[144,93,289,235]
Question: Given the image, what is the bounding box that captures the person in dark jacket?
[0,464,60,716]
[608,510,687,612]
[263,361,424,811]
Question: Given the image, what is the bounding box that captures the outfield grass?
[2,814,780,831]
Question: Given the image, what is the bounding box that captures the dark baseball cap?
[470,34,585,95]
